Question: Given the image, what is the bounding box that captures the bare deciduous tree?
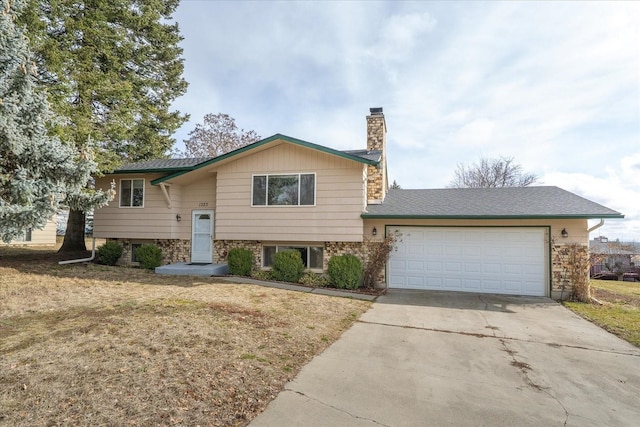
[178,113,260,158]
[448,156,538,188]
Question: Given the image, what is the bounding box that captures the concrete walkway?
[250,290,640,426]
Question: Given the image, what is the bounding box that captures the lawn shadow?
[0,246,222,289]
[375,289,558,313]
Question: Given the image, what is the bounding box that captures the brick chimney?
[366,107,387,204]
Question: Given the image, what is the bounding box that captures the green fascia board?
[112,166,195,174]
[361,214,625,220]
[150,133,379,185]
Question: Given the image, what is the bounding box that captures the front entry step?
[155,262,229,276]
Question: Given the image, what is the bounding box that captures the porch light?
[176,214,182,222]
[372,227,377,236]
[561,228,568,238]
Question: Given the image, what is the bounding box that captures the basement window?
[131,243,142,262]
[262,245,323,270]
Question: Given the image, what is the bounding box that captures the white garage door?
[388,227,547,296]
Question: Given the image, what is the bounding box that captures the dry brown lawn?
[0,245,371,426]
[564,279,640,347]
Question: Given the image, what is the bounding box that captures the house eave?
[111,166,194,174]
[150,134,380,185]
[360,214,625,220]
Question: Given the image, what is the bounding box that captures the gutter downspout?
[588,219,605,234]
[58,237,96,265]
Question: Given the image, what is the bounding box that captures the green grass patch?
[563,279,640,347]
[590,279,640,297]
[565,301,640,347]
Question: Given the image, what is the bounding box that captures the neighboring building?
[0,218,57,246]
[93,108,624,299]
[590,237,640,276]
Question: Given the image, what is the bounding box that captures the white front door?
[191,210,214,263]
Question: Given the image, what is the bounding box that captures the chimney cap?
[369,107,383,115]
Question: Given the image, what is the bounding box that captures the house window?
[131,243,142,262]
[262,245,323,270]
[120,179,144,207]
[252,173,315,206]
[14,228,32,242]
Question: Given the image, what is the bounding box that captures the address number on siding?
[199,202,209,207]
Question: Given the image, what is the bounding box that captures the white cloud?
[170,1,640,240]
[543,152,640,241]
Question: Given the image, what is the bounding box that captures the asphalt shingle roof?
[113,136,380,175]
[115,157,212,173]
[342,149,382,162]
[363,187,624,219]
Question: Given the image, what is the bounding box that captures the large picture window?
[252,173,315,206]
[120,179,144,207]
[263,245,323,270]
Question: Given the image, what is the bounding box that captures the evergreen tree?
[0,0,112,243]
[20,0,188,251]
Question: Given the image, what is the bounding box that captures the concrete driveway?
[250,290,640,426]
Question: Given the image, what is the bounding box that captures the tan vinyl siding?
[0,218,56,246]
[363,218,589,244]
[179,175,216,239]
[94,174,184,239]
[215,142,365,242]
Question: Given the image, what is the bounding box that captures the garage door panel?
[407,244,424,255]
[504,264,522,274]
[445,262,462,272]
[463,246,483,256]
[484,247,502,257]
[407,260,424,272]
[464,263,482,273]
[483,280,502,291]
[465,279,482,290]
[444,278,463,289]
[425,277,443,287]
[445,246,462,256]
[483,263,501,274]
[406,276,425,287]
[389,227,546,296]
[427,261,442,271]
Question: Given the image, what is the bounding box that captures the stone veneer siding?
[366,112,386,202]
[214,240,262,271]
[215,240,387,287]
[551,243,589,299]
[326,240,387,287]
[109,238,190,266]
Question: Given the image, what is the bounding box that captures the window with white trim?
[120,179,144,207]
[262,245,323,270]
[14,228,32,242]
[252,173,315,206]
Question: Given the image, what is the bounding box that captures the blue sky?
[170,1,639,241]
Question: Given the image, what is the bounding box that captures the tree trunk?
[58,209,87,252]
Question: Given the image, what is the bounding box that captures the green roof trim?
[360,213,624,220]
[151,134,379,185]
[361,213,625,220]
[114,166,193,174]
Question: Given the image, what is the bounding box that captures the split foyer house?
[93,108,624,299]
